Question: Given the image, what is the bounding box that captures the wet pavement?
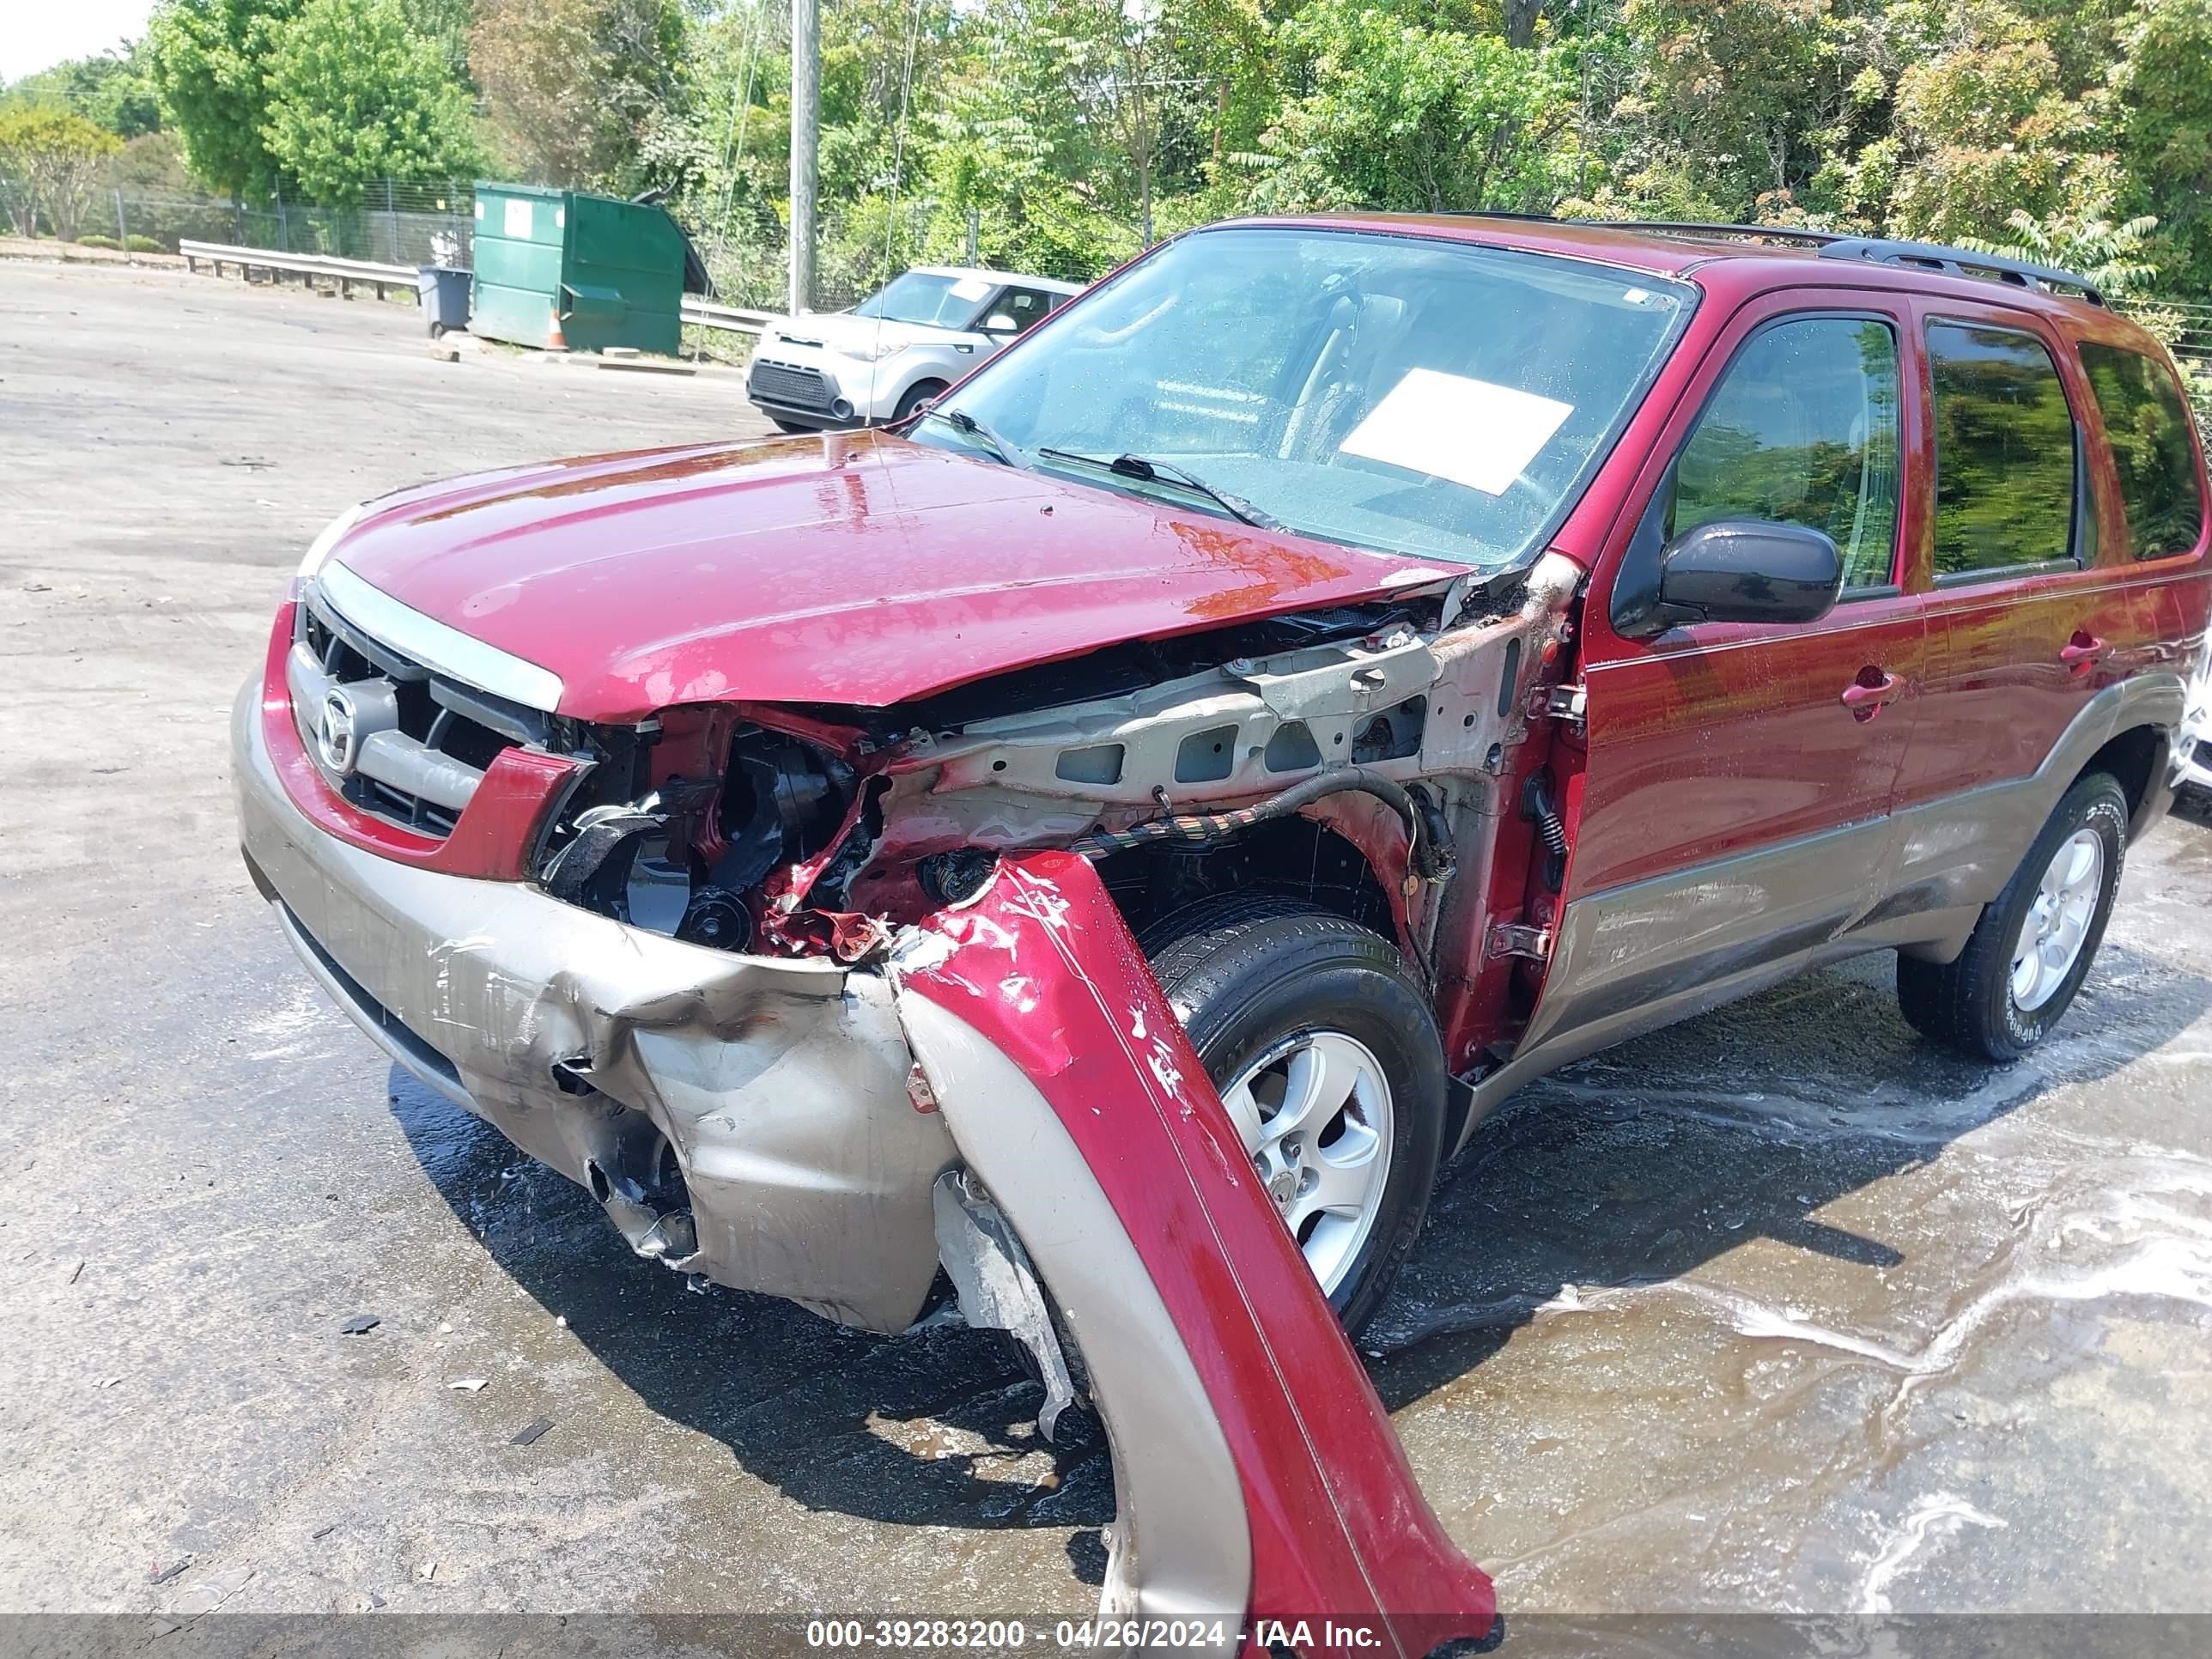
[3,259,2209,1626]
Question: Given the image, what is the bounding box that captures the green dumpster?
[468,183,691,355]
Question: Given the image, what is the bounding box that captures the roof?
[1211,213,2125,331]
[912,264,1086,295]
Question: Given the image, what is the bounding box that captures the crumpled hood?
[325,430,1456,722]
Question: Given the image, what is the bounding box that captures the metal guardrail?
[683,297,775,336]
[184,239,781,338]
[180,240,418,299]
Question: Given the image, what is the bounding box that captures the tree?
[1601,0,1837,219]
[2114,0,2212,294]
[1960,193,2162,297]
[261,0,479,201]
[470,0,686,188]
[4,44,165,138]
[1243,0,1576,214]
[0,105,123,238]
[147,0,301,199]
[1801,0,2101,244]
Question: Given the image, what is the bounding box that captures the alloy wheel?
[2011,826,2104,1012]
[1218,1030,1395,1295]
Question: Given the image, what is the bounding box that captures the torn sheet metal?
[932,1170,1079,1443]
[890,851,1496,1656]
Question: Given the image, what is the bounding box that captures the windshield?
[924,227,1693,568]
[851,270,993,329]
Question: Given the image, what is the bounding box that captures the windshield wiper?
[921,405,1029,469]
[1035,448,1279,531]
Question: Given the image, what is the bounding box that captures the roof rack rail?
[1593,219,1843,246]
[1817,236,2106,307]
[1443,209,1841,246]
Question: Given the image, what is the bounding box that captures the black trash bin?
[416,265,471,338]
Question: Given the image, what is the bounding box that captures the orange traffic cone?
[547,309,566,352]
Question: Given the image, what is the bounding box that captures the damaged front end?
[244,547,1571,1336]
[532,556,1577,999]
[241,557,1548,1643]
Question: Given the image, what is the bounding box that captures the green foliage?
[147,0,302,198]
[125,233,168,251]
[1959,191,2164,295]
[0,104,124,238]
[1243,0,1576,213]
[2114,0,2212,293]
[261,0,480,202]
[76,234,124,247]
[29,0,2212,312]
[4,44,164,137]
[470,0,686,187]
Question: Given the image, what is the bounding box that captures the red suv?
[235,215,2209,1344]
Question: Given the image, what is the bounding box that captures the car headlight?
[837,339,905,363]
[297,501,366,580]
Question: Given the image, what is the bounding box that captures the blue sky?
[3,0,156,83]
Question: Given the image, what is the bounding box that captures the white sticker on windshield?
[950,277,993,301]
[1338,368,1573,495]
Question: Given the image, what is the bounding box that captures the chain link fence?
[3,179,477,265]
[8,174,929,316]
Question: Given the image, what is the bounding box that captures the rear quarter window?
[2079,341,2205,559]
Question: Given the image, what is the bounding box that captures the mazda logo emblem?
[319,688,361,775]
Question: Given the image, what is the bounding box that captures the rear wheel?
[893,379,949,424]
[1897,770,2128,1060]
[1142,896,1447,1337]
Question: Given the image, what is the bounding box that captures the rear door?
[1889,300,2189,902]
[1527,291,1929,1054]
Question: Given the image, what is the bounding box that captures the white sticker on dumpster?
[1339,368,1573,495]
[503,198,532,238]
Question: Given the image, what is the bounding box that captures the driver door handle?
[2060,634,2111,672]
[1841,669,1905,722]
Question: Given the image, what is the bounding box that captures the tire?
[893,380,948,424]
[428,319,447,339]
[1141,895,1447,1337]
[1897,770,2129,1061]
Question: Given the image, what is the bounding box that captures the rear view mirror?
[981,313,1018,333]
[1656,520,1843,627]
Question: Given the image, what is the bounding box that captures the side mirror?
[1656,520,1843,627]
[981,313,1018,334]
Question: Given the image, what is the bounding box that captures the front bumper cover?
[234,678,957,1332]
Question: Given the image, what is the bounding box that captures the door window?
[1927,322,2079,577]
[2078,341,2204,560]
[998,289,1060,334]
[1668,317,1903,592]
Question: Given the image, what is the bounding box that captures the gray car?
[745,265,1083,431]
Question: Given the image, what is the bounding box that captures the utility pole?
[788,0,820,316]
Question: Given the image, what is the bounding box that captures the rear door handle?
[1841,669,1905,722]
[2060,634,2110,672]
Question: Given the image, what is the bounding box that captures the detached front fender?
[890,851,1495,1658]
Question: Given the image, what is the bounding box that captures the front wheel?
[892,379,949,424]
[1897,770,2128,1060]
[1142,896,1447,1337]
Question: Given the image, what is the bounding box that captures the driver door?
[1526,294,1929,1054]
